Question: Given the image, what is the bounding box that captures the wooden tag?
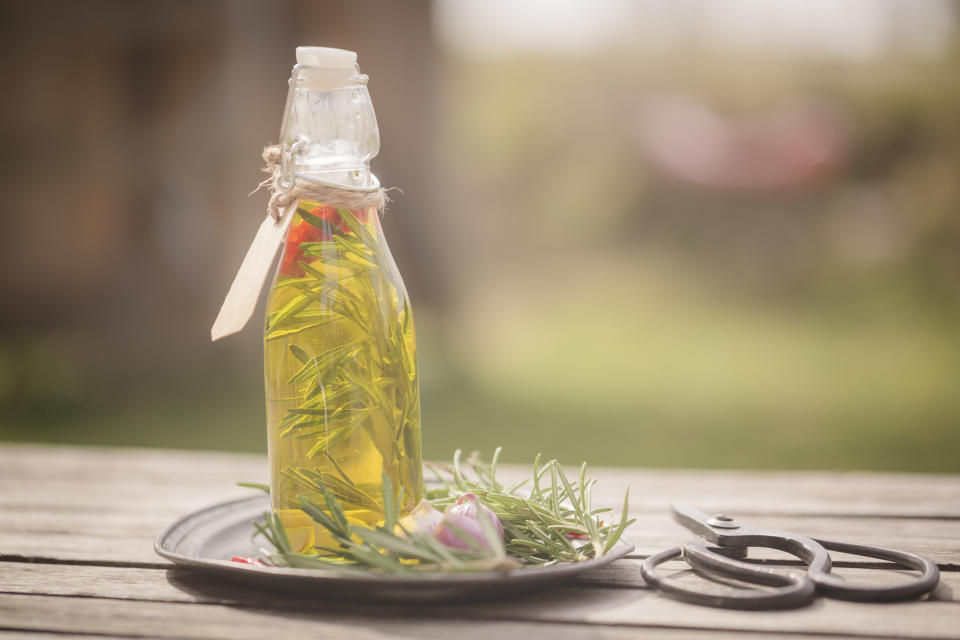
[210,200,298,341]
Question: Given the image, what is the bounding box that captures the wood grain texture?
[4,444,959,517]
[1,559,957,603]
[0,444,957,640]
[5,593,923,640]
[0,632,877,640]
[0,628,870,640]
[1,585,958,639]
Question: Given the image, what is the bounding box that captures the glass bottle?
[263,48,422,551]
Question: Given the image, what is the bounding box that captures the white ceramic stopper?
[296,47,358,69]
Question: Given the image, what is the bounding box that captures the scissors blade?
[672,504,830,571]
[671,504,730,543]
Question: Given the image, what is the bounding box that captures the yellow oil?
[263,201,422,551]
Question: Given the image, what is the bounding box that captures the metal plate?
[155,494,635,603]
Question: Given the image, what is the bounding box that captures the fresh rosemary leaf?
[352,527,440,562]
[237,481,270,494]
[305,418,365,459]
[380,472,398,531]
[333,234,379,267]
[604,486,635,554]
[288,344,311,364]
[272,276,315,289]
[266,294,313,331]
[296,206,336,234]
[336,208,382,259]
[286,342,363,386]
[284,467,380,512]
[297,240,338,252]
[296,259,330,283]
[266,321,337,342]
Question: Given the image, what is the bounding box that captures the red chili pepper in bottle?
[314,205,351,233]
[278,209,336,277]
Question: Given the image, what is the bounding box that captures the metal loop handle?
[811,538,940,602]
[277,137,307,191]
[278,63,304,148]
[645,538,940,609]
[274,63,306,192]
[641,545,815,610]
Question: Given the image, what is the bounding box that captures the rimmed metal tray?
[155,494,634,603]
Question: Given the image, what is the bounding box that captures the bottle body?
[264,200,422,550]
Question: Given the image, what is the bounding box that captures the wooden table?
[1,444,958,639]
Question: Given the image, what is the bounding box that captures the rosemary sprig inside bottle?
[250,448,635,574]
[263,203,422,534]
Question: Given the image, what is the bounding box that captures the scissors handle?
[641,543,815,610]
[811,538,941,602]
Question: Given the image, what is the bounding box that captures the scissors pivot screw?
[707,513,740,529]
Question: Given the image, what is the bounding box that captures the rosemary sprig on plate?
[250,448,634,574]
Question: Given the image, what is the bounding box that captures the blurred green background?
[1,0,958,471]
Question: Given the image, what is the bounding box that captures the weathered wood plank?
[587,467,960,519]
[0,484,254,515]
[0,628,860,640]
[0,635,143,640]
[0,534,165,565]
[0,593,404,640]
[3,444,958,518]
[1,560,956,604]
[0,444,266,485]
[0,632,879,640]
[0,595,908,640]
[1,584,958,640]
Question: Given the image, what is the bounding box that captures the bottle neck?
[282,78,380,189]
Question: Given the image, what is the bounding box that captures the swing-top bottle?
[263,47,422,551]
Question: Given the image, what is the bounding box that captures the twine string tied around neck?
[260,144,386,221]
